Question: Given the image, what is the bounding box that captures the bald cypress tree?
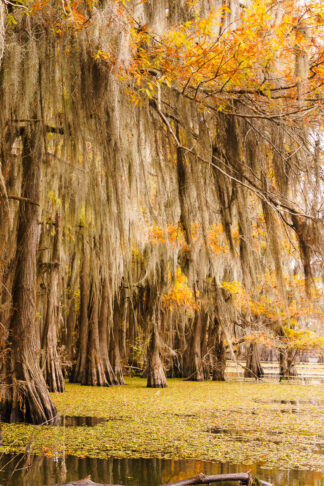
[0,0,322,421]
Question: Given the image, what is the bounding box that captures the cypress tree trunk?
[109,293,125,385]
[184,313,205,381]
[287,349,298,376]
[42,210,65,393]
[176,132,205,381]
[168,324,183,378]
[82,254,107,386]
[0,160,9,346]
[212,318,226,381]
[64,251,77,364]
[128,303,139,371]
[65,295,76,364]
[0,161,9,260]
[279,348,298,380]
[73,241,111,386]
[279,350,288,380]
[0,131,18,358]
[110,325,125,385]
[0,126,58,424]
[200,312,210,380]
[0,155,11,436]
[98,277,117,385]
[72,236,89,383]
[147,311,167,388]
[244,343,264,379]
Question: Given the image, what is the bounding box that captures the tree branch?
[8,195,40,206]
[161,472,272,485]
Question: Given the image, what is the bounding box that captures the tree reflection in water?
[0,454,322,486]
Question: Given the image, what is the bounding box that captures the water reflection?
[207,428,281,444]
[254,399,324,406]
[225,372,324,385]
[0,454,322,486]
[57,416,107,427]
[208,428,323,453]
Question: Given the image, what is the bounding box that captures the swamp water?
[0,454,322,486]
[1,376,323,485]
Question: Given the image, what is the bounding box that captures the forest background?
[0,0,323,453]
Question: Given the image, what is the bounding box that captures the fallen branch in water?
[161,472,273,485]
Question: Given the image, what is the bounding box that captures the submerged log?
[161,472,273,485]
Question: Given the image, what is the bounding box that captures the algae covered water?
[1,378,323,484]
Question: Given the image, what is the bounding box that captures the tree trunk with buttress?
[279,347,298,380]
[82,253,108,386]
[244,343,264,379]
[0,126,58,424]
[98,277,117,385]
[147,310,167,388]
